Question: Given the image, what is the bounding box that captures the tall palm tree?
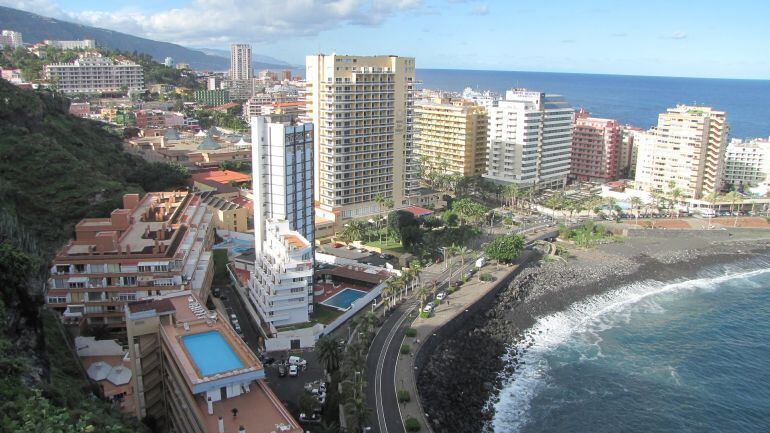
[505,183,519,209]
[668,187,682,218]
[629,196,643,224]
[345,396,371,432]
[724,190,743,227]
[703,190,720,229]
[416,286,429,309]
[316,335,342,373]
[456,246,470,267]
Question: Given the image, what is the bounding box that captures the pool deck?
[320,288,368,311]
[314,281,372,303]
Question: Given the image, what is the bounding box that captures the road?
[366,252,484,433]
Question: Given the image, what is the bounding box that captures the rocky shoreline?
[416,232,770,433]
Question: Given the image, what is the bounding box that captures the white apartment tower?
[44,54,144,94]
[248,116,315,328]
[634,105,729,198]
[0,30,23,48]
[305,54,418,222]
[485,89,574,189]
[230,43,252,81]
[724,137,770,189]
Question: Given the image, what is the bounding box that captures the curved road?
[364,225,561,433]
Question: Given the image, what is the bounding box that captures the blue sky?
[5,0,769,79]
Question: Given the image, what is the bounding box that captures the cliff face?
[0,82,188,432]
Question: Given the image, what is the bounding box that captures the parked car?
[436,292,447,301]
[234,324,242,335]
[288,356,307,367]
[299,412,321,424]
[260,355,275,365]
[289,365,299,377]
[212,287,221,298]
[463,270,475,280]
[278,364,287,377]
[315,392,326,405]
[229,313,238,322]
[422,304,433,314]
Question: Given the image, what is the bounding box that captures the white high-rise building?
[163,57,173,67]
[304,54,418,222]
[247,116,315,328]
[44,54,144,94]
[230,43,252,81]
[44,39,96,50]
[724,137,770,189]
[0,30,23,49]
[485,89,574,189]
[634,105,729,198]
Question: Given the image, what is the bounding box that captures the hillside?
[0,6,290,71]
[0,80,189,431]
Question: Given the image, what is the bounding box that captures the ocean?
[489,261,770,433]
[417,69,770,139]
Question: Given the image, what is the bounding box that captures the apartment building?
[126,291,301,433]
[724,137,770,189]
[0,30,23,48]
[485,89,574,189]
[45,192,214,334]
[135,109,184,129]
[634,105,729,198]
[194,89,231,106]
[247,116,314,328]
[619,126,641,179]
[45,54,144,94]
[230,44,252,81]
[570,109,621,182]
[203,195,250,232]
[304,54,418,222]
[415,100,488,177]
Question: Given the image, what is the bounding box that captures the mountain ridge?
[0,6,290,71]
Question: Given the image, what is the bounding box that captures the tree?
[629,196,643,224]
[504,183,519,209]
[703,191,721,229]
[345,396,371,431]
[316,336,342,373]
[668,186,682,218]
[388,210,418,242]
[416,286,430,309]
[483,234,525,264]
[724,190,743,227]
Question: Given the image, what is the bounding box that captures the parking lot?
[263,348,325,417]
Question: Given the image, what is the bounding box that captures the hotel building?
[0,30,22,48]
[246,116,315,329]
[485,89,574,189]
[126,291,301,433]
[723,137,770,189]
[43,39,96,50]
[570,109,621,182]
[414,100,488,177]
[45,191,215,334]
[304,54,418,222]
[44,54,144,94]
[634,105,729,198]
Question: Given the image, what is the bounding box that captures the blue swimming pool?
[322,288,368,311]
[182,331,243,376]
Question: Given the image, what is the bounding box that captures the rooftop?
[191,169,251,186]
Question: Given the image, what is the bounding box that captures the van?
[288,356,307,367]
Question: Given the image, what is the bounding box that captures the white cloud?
[470,4,488,16]
[668,31,687,40]
[2,0,423,47]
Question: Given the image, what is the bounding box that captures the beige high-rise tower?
[230,43,252,81]
[634,105,728,198]
[305,54,417,222]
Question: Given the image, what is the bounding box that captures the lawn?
[312,303,344,324]
[364,238,406,254]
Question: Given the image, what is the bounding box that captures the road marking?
[375,303,416,433]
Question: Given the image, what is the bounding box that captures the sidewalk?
[394,261,522,433]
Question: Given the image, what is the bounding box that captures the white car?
[288,355,307,367]
[288,365,299,377]
[422,304,433,313]
[436,292,447,301]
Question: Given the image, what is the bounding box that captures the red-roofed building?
[402,206,434,218]
[191,169,251,197]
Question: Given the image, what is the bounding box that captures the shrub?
[405,328,417,337]
[405,418,421,432]
[419,311,430,319]
[479,273,496,282]
[400,344,411,355]
[432,300,440,307]
[398,390,411,403]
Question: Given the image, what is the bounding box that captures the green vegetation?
[0,82,191,432]
[0,46,79,81]
[212,248,230,286]
[419,311,430,319]
[397,390,411,403]
[405,417,422,432]
[400,344,411,355]
[365,238,406,253]
[479,273,496,282]
[197,108,248,132]
[559,221,613,247]
[405,327,417,338]
[218,160,252,173]
[483,234,525,263]
[311,303,344,325]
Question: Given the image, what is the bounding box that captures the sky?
[3,0,770,79]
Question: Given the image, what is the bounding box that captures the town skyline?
[2,0,769,80]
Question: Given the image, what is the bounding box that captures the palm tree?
[316,420,340,433]
[629,196,643,224]
[603,197,618,219]
[345,396,371,432]
[504,183,519,209]
[544,194,562,219]
[316,335,342,373]
[668,187,682,218]
[703,190,720,229]
[724,190,743,227]
[416,286,429,309]
[456,246,470,267]
[381,279,396,309]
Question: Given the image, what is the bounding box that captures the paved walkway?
[393,262,522,433]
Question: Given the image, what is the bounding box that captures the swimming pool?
[182,331,243,376]
[322,288,368,311]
